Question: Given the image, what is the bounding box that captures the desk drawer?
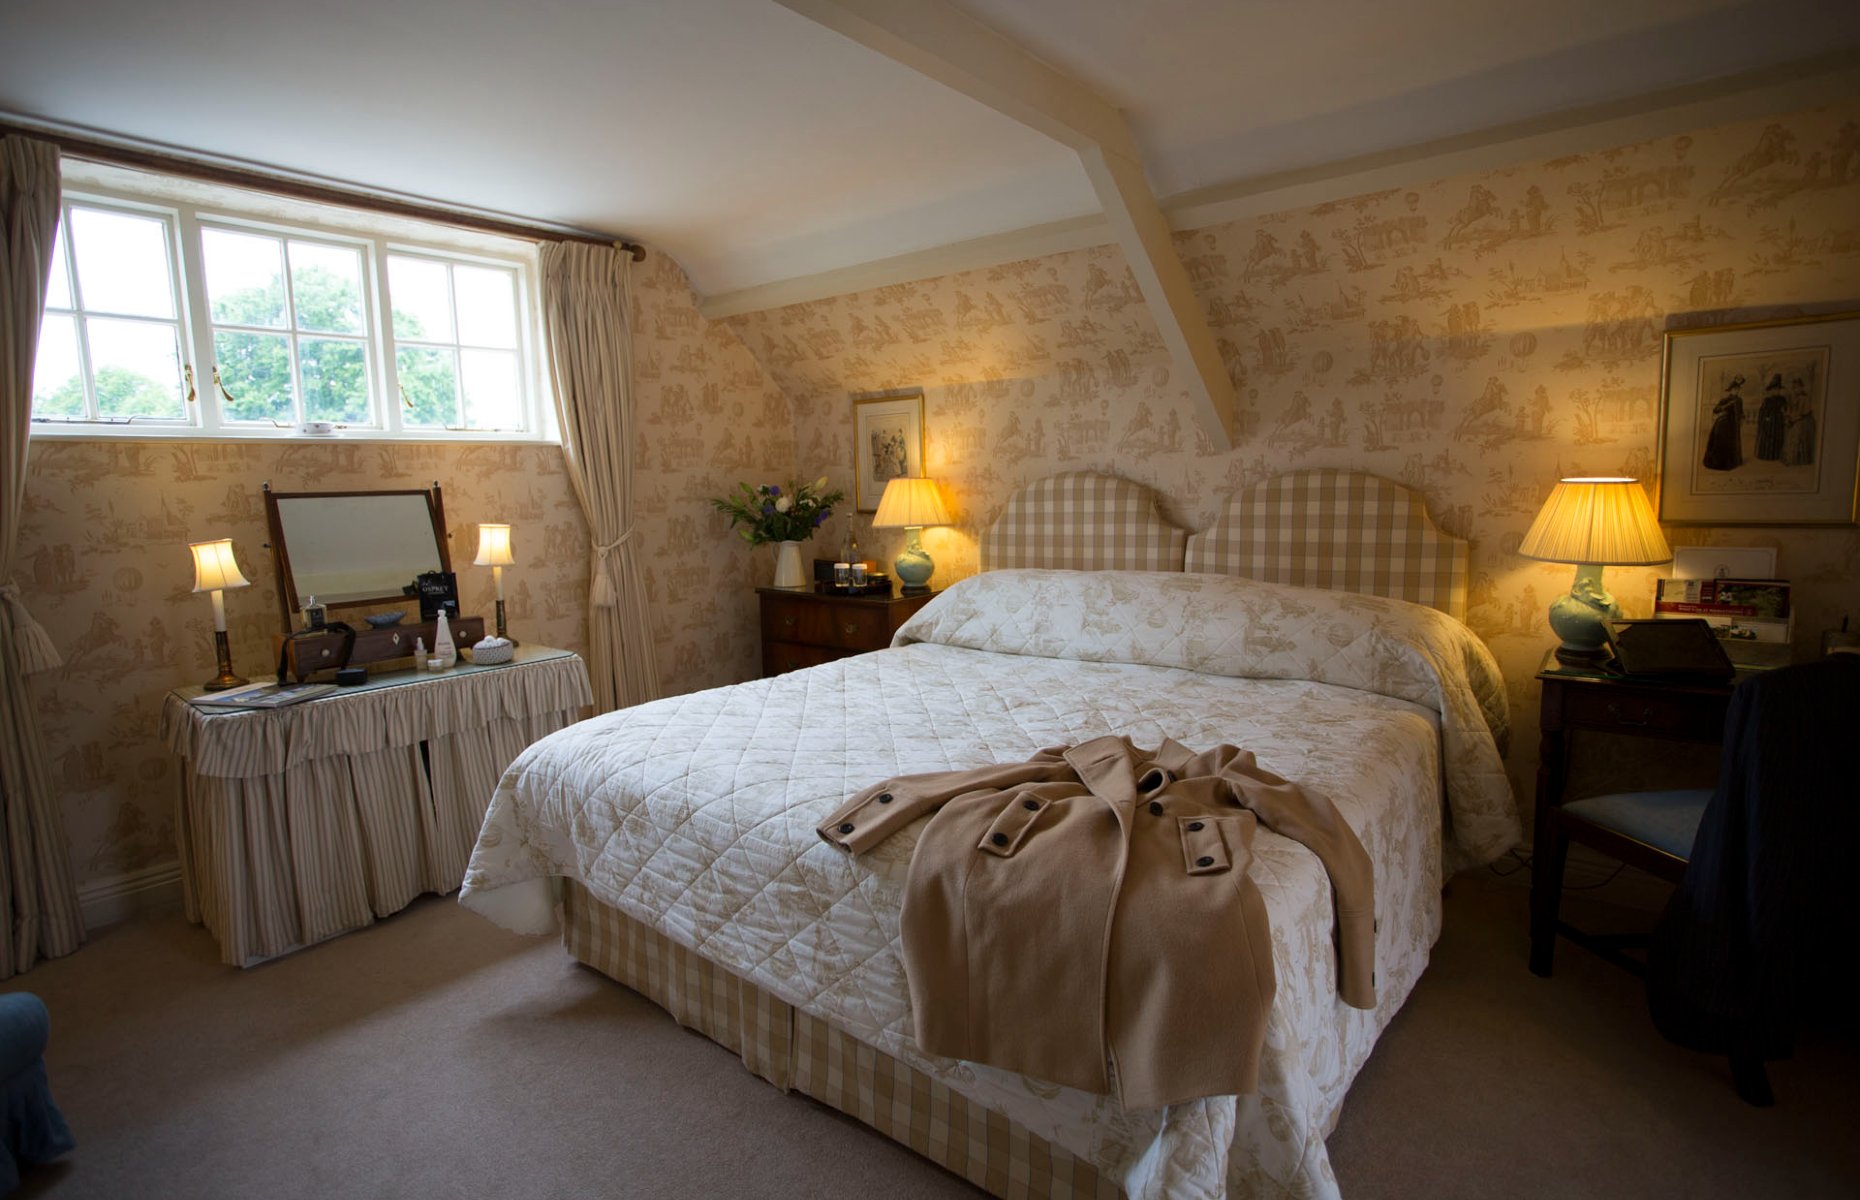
[760,597,891,651]
[762,641,850,676]
[1558,685,1725,740]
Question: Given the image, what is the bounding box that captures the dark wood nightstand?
[757,587,938,677]
[1528,650,1739,976]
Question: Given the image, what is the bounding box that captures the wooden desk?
[1528,652,1737,976]
[161,646,591,966]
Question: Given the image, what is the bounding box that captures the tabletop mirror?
[262,484,451,629]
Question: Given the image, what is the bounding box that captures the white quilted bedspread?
[462,571,1518,1200]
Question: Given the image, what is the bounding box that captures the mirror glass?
[271,492,444,610]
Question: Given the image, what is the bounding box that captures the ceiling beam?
[775,0,1237,450]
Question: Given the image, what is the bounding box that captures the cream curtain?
[540,241,659,712]
[0,135,84,975]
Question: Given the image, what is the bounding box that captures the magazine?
[188,681,338,710]
[1653,578,1792,668]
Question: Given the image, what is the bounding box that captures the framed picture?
[852,388,925,512]
[1656,312,1860,525]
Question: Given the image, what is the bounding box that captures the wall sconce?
[872,476,952,593]
[190,538,251,690]
[473,523,516,643]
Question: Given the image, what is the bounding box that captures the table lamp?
[190,538,251,690]
[872,476,952,593]
[1518,477,1671,664]
[473,522,517,642]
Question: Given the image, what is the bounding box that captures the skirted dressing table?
[161,646,591,966]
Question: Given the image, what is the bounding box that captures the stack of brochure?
[1653,578,1792,669]
[187,681,337,709]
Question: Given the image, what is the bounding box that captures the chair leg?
[1530,815,1568,978]
[1730,1052,1774,1106]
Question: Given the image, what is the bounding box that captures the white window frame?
[30,175,553,443]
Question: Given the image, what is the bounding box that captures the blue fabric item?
[0,993,75,1195]
[1563,789,1712,860]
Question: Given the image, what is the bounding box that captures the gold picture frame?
[1656,311,1860,526]
[852,388,925,513]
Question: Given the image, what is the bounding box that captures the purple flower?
[762,502,774,514]
[768,484,782,496]
[813,512,826,526]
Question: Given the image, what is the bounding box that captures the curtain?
[539,241,659,712]
[0,135,84,975]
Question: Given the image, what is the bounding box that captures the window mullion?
[174,205,218,433]
[374,241,404,435]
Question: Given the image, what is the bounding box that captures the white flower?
[775,496,793,513]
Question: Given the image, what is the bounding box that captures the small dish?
[364,611,406,629]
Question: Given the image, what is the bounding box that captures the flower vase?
[772,540,807,589]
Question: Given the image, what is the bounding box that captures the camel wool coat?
[816,735,1376,1110]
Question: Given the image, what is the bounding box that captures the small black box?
[335,667,369,687]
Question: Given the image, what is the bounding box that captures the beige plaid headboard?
[1185,469,1470,619]
[980,473,1188,572]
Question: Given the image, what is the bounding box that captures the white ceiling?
[3,0,1858,302]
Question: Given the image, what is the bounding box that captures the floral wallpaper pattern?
[21,101,1860,898]
[19,254,792,894]
[730,101,1860,808]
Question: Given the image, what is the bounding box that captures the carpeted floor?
[12,875,1858,1199]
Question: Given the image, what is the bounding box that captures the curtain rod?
[1,120,646,262]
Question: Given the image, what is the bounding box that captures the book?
[1653,578,1792,668]
[189,681,338,710]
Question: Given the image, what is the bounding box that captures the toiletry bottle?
[433,611,456,669]
[414,637,427,671]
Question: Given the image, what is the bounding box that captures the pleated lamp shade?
[873,477,952,528]
[1518,478,1671,566]
[473,523,515,567]
[189,539,251,592]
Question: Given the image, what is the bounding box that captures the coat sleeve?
[1226,761,1379,1011]
[816,749,1073,854]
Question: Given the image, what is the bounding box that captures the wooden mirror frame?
[262,482,452,630]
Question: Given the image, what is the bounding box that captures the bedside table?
[1528,650,1738,975]
[757,587,938,677]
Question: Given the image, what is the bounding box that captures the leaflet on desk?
[188,682,338,710]
[1654,578,1792,666]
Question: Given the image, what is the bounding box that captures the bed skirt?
[562,881,1123,1200]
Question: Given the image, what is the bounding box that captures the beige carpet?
[12,876,1857,1199]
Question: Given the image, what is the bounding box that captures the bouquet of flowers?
[710,477,845,545]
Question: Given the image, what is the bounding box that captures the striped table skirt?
[163,649,591,966]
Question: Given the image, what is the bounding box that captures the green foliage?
[37,262,465,427]
[37,365,180,420]
[710,478,845,546]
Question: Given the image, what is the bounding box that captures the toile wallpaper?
[19,253,792,895]
[729,101,1860,807]
[20,99,1860,902]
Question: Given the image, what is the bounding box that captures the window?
[30,175,547,441]
[33,203,191,425]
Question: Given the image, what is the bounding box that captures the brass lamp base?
[203,629,249,691]
[493,598,519,647]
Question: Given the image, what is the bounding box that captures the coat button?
[1148,801,1163,816]
[1196,855,1214,868]
[837,822,855,835]
[1187,821,1204,832]
[1022,799,1039,811]
[991,832,1009,847]
[877,792,893,804]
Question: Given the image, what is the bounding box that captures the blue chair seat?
[1562,789,1712,860]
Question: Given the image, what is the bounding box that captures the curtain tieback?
[589,528,636,608]
[0,582,64,674]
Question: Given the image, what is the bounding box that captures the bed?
[460,469,1517,1199]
